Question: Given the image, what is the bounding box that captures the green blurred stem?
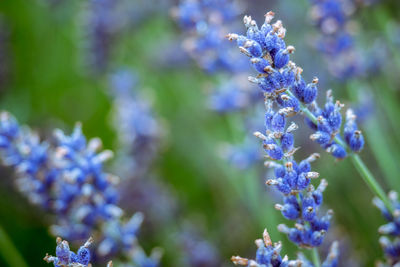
[287,90,394,213]
[311,248,321,267]
[350,154,393,212]
[0,225,29,267]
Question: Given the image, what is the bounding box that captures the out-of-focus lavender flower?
[373,191,400,266]
[207,76,262,113]
[109,69,162,179]
[85,0,170,74]
[0,112,158,266]
[173,0,246,73]
[308,0,363,79]
[44,237,96,267]
[178,225,221,267]
[219,139,262,170]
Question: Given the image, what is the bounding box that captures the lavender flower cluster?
[0,112,159,266]
[109,70,161,179]
[227,12,364,160]
[224,9,370,265]
[222,12,342,265]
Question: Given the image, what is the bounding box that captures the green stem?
[0,225,29,267]
[286,90,394,213]
[311,247,321,267]
[350,154,393,213]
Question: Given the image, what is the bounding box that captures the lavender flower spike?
[227,11,342,265]
[227,11,365,160]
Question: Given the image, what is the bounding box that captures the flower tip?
[263,229,272,247]
[231,256,249,265]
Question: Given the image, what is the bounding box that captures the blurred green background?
[0,0,400,266]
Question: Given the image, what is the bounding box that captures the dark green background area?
[0,0,399,266]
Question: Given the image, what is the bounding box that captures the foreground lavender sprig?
[173,0,245,73]
[224,12,342,265]
[0,112,159,265]
[373,192,400,265]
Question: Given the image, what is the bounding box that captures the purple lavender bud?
[243,40,263,57]
[277,94,300,113]
[280,132,294,152]
[292,77,306,100]
[271,112,286,134]
[277,203,300,220]
[310,230,326,246]
[303,82,318,104]
[298,160,311,173]
[329,143,347,159]
[348,131,364,152]
[251,57,270,73]
[302,194,317,221]
[288,228,302,244]
[310,131,331,146]
[282,68,296,87]
[274,46,294,69]
[265,32,281,52]
[276,178,291,194]
[284,166,297,188]
[274,164,286,178]
[296,173,311,190]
